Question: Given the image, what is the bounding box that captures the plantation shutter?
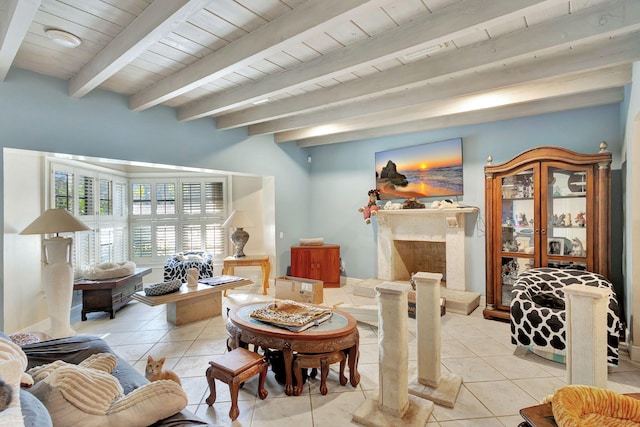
[155,225,176,257]
[113,226,127,261]
[99,228,114,263]
[132,225,152,257]
[114,182,127,218]
[181,224,202,252]
[205,182,223,213]
[77,175,94,216]
[205,223,224,256]
[182,183,201,214]
[76,231,95,273]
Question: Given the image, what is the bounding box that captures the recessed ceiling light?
[45,29,82,48]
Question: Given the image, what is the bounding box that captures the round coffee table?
[226,302,360,396]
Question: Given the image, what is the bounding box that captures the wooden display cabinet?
[483,144,611,320]
[290,245,341,288]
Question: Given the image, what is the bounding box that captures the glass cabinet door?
[498,167,536,308]
[542,165,589,270]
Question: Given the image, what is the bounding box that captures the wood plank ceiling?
[1,0,639,146]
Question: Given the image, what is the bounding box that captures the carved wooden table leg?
[205,365,216,406]
[347,344,360,386]
[319,358,330,395]
[283,344,294,396]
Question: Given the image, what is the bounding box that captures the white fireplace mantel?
[376,207,479,291]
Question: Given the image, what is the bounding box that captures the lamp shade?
[20,208,90,235]
[222,210,253,229]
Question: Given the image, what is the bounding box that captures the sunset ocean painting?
[375,138,463,200]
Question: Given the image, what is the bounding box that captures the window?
[130,178,226,264]
[49,161,228,271]
[54,171,73,211]
[156,183,175,215]
[131,183,151,215]
[49,162,129,275]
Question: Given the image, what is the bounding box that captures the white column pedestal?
[565,284,611,388]
[353,282,434,427]
[409,272,462,408]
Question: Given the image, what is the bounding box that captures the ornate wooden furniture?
[483,144,611,320]
[222,255,270,294]
[293,350,347,396]
[226,302,359,396]
[74,267,151,320]
[132,278,252,325]
[205,347,268,421]
[290,244,341,287]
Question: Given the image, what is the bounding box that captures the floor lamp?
[20,208,90,338]
[222,210,253,258]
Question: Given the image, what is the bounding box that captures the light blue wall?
[0,68,624,301]
[0,69,312,288]
[307,105,623,295]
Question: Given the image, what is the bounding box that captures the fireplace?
[376,207,478,292]
[392,241,446,282]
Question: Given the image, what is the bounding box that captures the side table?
[222,255,270,295]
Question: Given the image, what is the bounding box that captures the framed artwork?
[548,237,564,255]
[375,138,463,200]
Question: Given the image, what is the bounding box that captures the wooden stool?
[205,347,268,420]
[293,350,347,395]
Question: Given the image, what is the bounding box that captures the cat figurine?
[145,355,181,386]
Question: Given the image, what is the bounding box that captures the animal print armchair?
[510,267,622,366]
[163,251,215,283]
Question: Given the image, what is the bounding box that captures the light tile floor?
[70,280,640,427]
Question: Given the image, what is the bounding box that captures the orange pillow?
[552,385,640,427]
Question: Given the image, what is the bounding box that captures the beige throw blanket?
[250,300,331,327]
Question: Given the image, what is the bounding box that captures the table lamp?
[222,210,253,258]
[20,208,90,338]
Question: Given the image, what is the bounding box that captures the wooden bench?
[205,348,268,421]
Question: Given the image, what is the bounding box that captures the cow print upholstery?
[510,268,621,366]
[163,251,215,283]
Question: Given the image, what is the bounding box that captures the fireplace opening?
[392,240,446,284]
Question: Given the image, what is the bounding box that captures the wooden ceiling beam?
[129,0,382,112]
[249,33,640,136]
[69,0,213,98]
[217,0,640,129]
[0,0,40,81]
[178,0,557,121]
[295,88,624,147]
[274,65,630,143]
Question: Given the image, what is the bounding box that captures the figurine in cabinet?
[570,237,586,257]
[502,240,519,252]
[575,212,586,227]
[517,213,529,226]
[501,259,519,283]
